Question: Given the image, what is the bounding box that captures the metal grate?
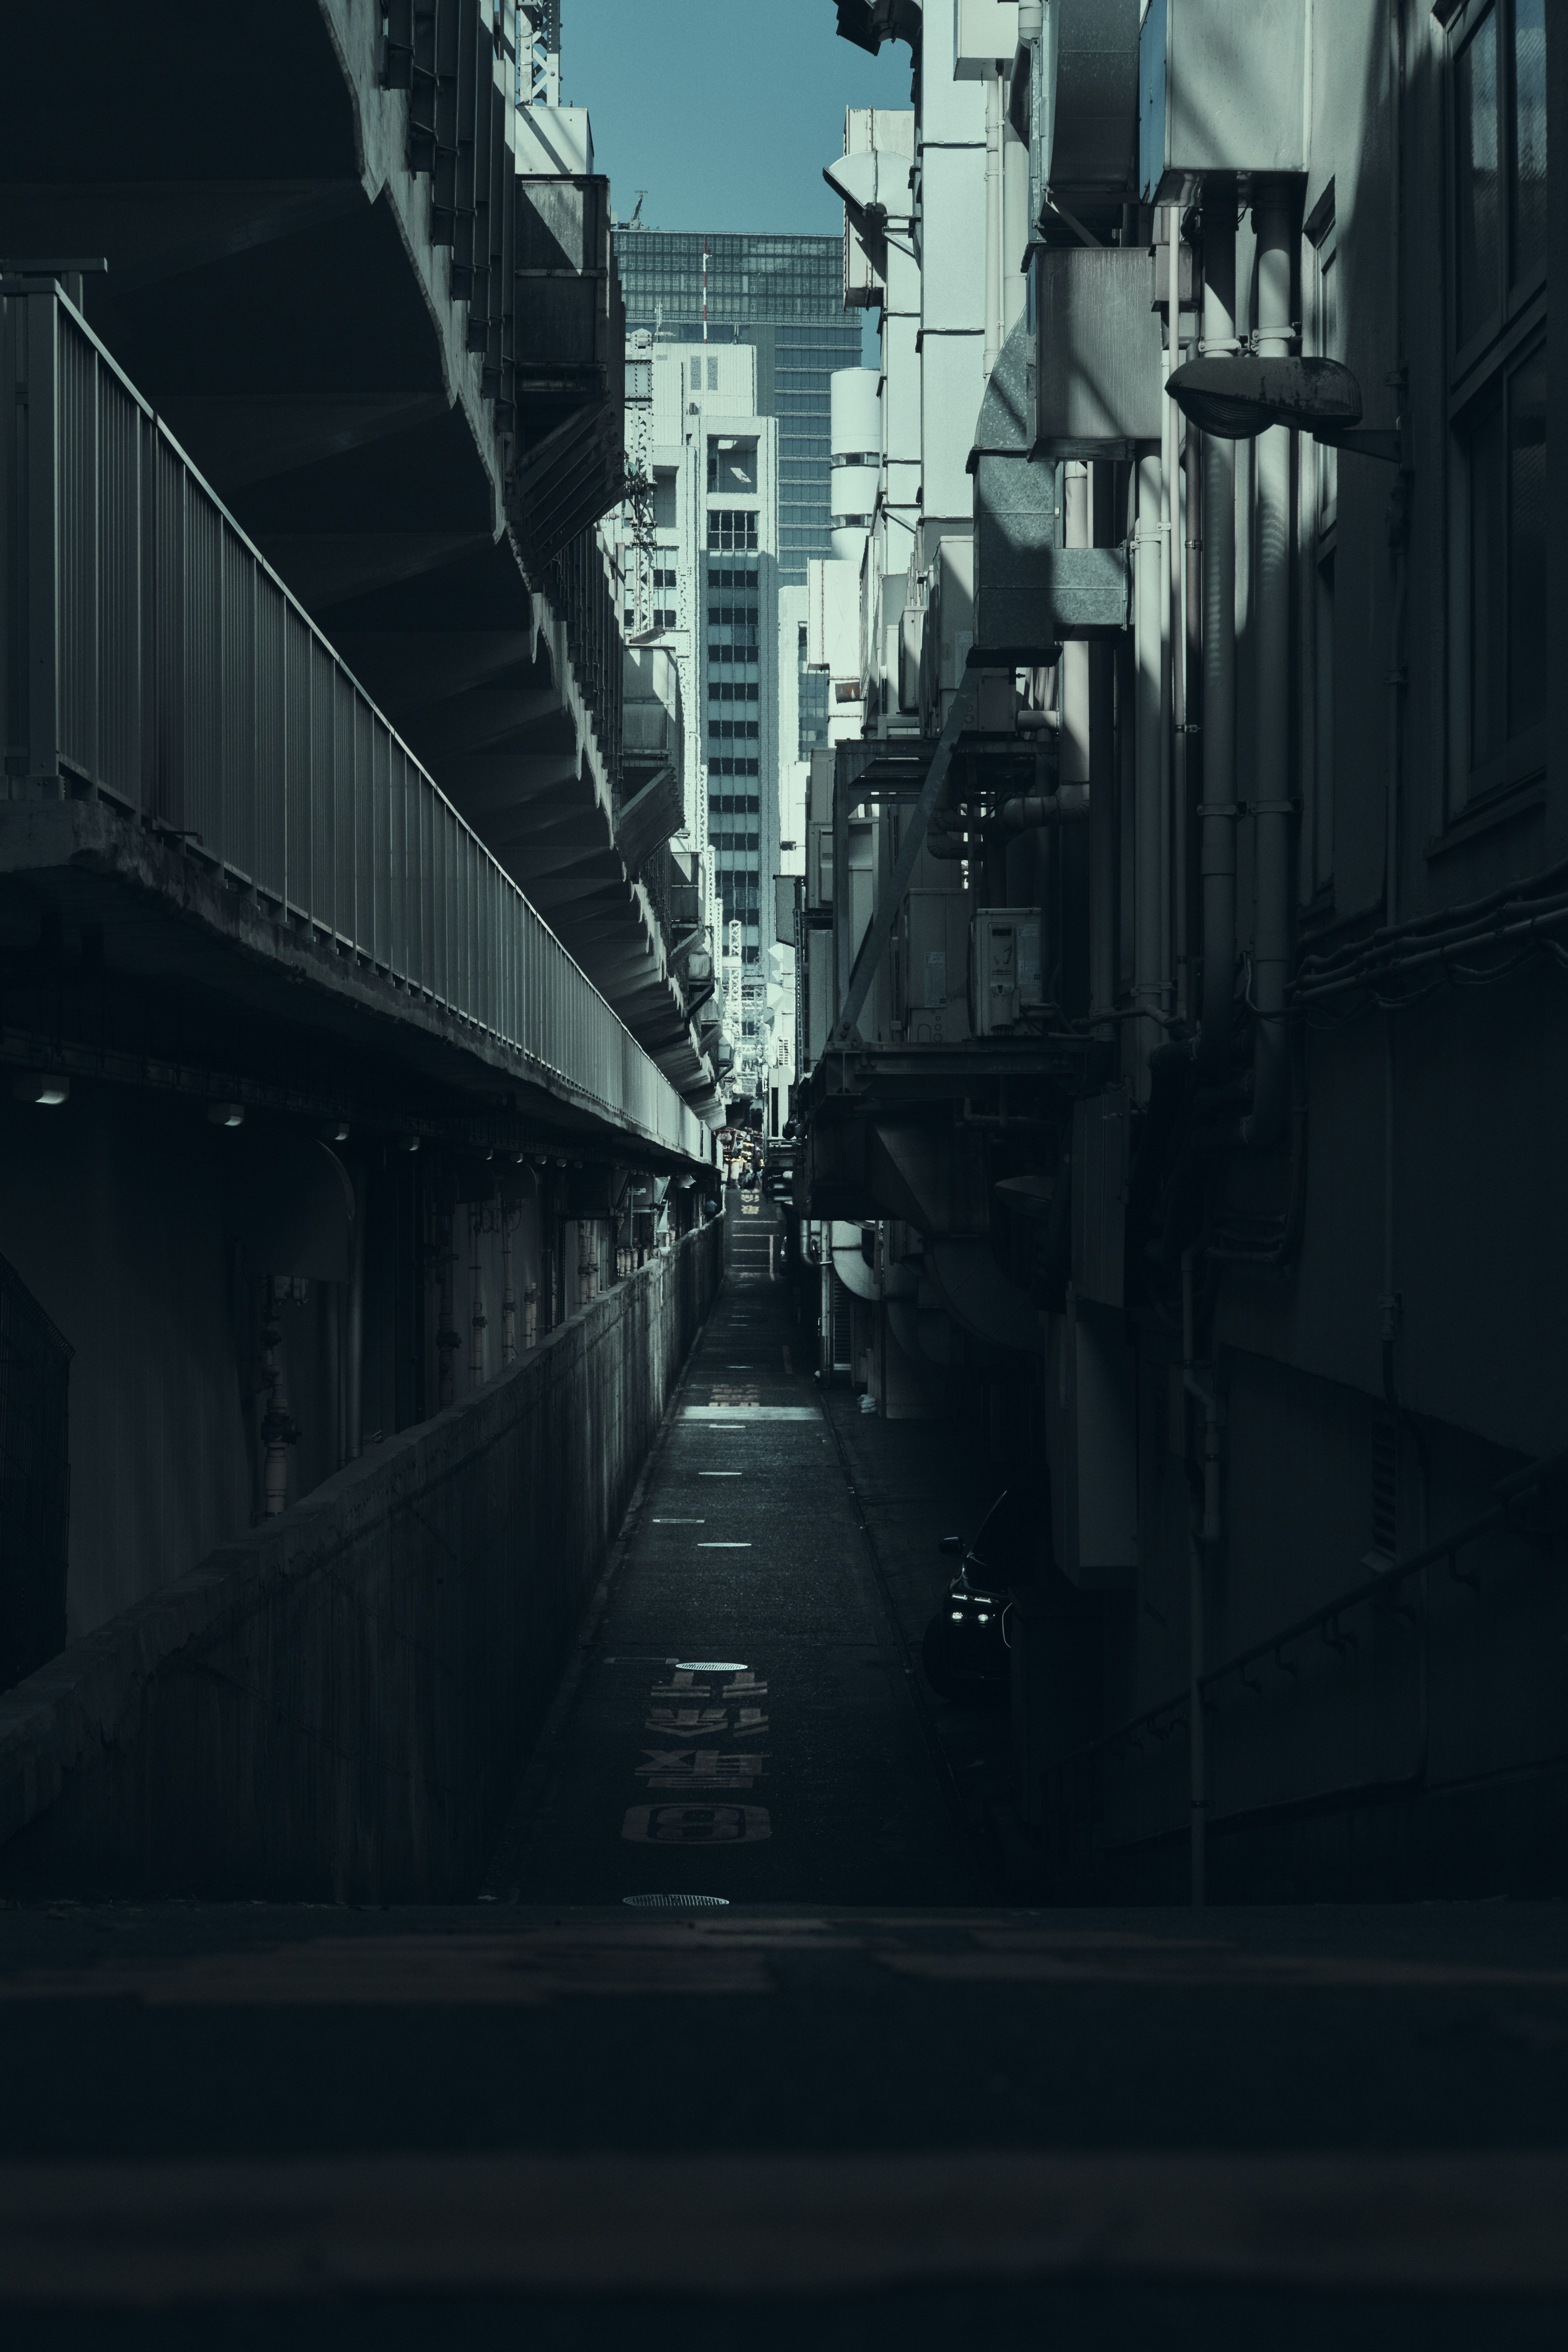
[622,1894,731,1909]
[0,1252,71,1692]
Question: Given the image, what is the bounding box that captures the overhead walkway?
[0,280,706,1164]
[0,2,711,1099]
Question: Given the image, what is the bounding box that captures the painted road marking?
[650,1519,704,1525]
[683,1405,819,1421]
[635,1751,768,1790]
[698,1471,743,1477]
[644,1708,768,1735]
[622,1804,771,1843]
[697,1541,751,1550]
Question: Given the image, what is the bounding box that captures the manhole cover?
[623,1894,731,1909]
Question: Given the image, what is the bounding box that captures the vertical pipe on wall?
[577,1217,596,1307]
[1134,454,1166,1085]
[1197,193,1238,1081]
[1240,185,1294,1148]
[1166,203,1191,1027]
[500,1203,517,1367]
[984,67,1004,381]
[468,1202,486,1388]
[345,1161,365,1459]
[435,1201,459,1410]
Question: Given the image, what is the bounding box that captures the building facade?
[612,229,861,587]
[798,0,1568,1904]
[605,335,784,1101]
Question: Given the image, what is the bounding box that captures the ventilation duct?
[970,315,1129,649]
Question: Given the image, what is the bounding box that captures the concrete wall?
[0,1220,722,1902]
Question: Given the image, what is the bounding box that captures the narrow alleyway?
[485,1194,979,1906]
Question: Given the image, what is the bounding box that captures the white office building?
[609,334,781,1101]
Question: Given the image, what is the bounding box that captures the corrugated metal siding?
[2,289,705,1161]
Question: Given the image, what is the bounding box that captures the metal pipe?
[500,1203,517,1367]
[1167,203,1191,1028]
[927,785,1090,856]
[435,1203,459,1409]
[345,1161,365,1459]
[984,66,1004,380]
[1240,185,1295,1149]
[1197,193,1238,1082]
[1180,1243,1221,1906]
[1134,453,1165,1084]
[577,1217,596,1307]
[524,1279,539,1351]
[468,1203,487,1388]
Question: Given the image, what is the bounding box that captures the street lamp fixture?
[1165,356,1403,464]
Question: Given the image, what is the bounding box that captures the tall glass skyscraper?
[611,231,861,592]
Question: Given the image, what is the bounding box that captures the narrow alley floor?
[484,1196,980,1905]
[2,1224,1567,2345]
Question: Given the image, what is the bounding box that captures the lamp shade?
[1165,355,1363,441]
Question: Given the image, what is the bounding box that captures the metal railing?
[1042,1448,1568,1900]
[0,285,706,1164]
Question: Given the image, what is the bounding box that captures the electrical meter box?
[1138,0,1307,203]
[970,909,1044,1036]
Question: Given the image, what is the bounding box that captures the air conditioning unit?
[970,909,1044,1036]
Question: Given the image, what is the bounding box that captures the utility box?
[970,909,1044,1036]
[1138,0,1307,203]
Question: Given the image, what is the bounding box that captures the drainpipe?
[345,1161,365,1459]
[500,1203,517,1367]
[1166,201,1191,1027]
[1240,183,1294,1149]
[984,65,1004,380]
[1134,452,1165,1083]
[435,1202,459,1409]
[524,1279,539,1351]
[577,1218,596,1307]
[1181,1243,1222,1905]
[1197,192,1238,1083]
[468,1202,487,1388]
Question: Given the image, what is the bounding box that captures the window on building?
[690,356,702,390]
[707,355,719,389]
[709,510,759,551]
[707,437,758,493]
[1446,0,1548,814]
[653,472,677,527]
